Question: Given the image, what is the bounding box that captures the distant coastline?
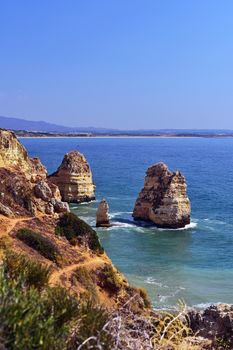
[16,131,233,138]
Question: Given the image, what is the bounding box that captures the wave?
[192,302,223,309]
[109,211,132,218]
[157,222,197,231]
[79,200,96,205]
[108,222,137,229]
[145,277,169,288]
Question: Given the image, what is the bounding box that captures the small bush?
[98,265,122,294]
[68,301,114,350]
[137,287,151,308]
[3,250,51,289]
[16,228,60,263]
[151,301,191,347]
[56,213,104,253]
[74,267,99,303]
[0,273,67,350]
[44,286,80,329]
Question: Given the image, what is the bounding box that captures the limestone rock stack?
[49,151,95,203]
[133,162,190,229]
[96,198,111,227]
[0,129,69,217]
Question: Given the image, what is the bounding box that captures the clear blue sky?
[0,1,233,129]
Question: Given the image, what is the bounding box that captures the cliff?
[49,151,96,203]
[0,129,69,217]
[0,129,147,312]
[133,162,191,228]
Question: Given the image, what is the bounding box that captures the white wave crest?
[145,277,169,288]
[157,222,197,231]
[192,302,223,309]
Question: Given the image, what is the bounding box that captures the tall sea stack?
[133,162,190,229]
[96,198,111,227]
[49,151,95,203]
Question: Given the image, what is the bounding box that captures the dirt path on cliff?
[0,215,36,236]
[49,255,106,285]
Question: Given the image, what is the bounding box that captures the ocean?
[21,137,233,309]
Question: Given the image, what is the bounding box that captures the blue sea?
[21,137,233,309]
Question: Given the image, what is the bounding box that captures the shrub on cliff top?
[68,301,114,350]
[3,250,51,290]
[0,253,113,350]
[55,212,104,253]
[0,272,81,350]
[16,228,60,263]
[73,267,99,303]
[98,265,122,294]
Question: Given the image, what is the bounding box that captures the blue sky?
[0,1,233,129]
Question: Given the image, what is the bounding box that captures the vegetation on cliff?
[55,212,104,253]
[0,251,196,350]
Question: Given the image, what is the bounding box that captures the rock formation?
[133,162,190,228]
[0,128,47,181]
[96,198,111,227]
[188,304,233,347]
[0,129,69,217]
[0,129,148,316]
[49,151,95,203]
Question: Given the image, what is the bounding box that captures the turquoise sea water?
[21,137,233,309]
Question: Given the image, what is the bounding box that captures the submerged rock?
[133,162,190,229]
[49,151,95,203]
[96,198,111,227]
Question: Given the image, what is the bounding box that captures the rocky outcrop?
[133,162,190,228]
[0,129,47,181]
[96,198,111,227]
[188,304,233,347]
[49,151,95,203]
[0,129,69,217]
[0,202,14,218]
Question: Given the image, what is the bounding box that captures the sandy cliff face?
[49,151,96,203]
[0,129,69,217]
[133,162,190,228]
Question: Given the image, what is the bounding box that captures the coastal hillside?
[0,128,147,309]
[1,129,233,349]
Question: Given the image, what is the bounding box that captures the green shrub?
[0,273,67,350]
[3,250,51,289]
[98,265,122,293]
[44,286,80,329]
[0,251,81,350]
[68,301,114,350]
[16,228,60,263]
[56,213,104,253]
[137,287,151,308]
[74,267,99,303]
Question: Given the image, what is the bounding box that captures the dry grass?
[75,297,199,350]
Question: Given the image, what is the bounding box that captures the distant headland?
[1,115,233,138]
